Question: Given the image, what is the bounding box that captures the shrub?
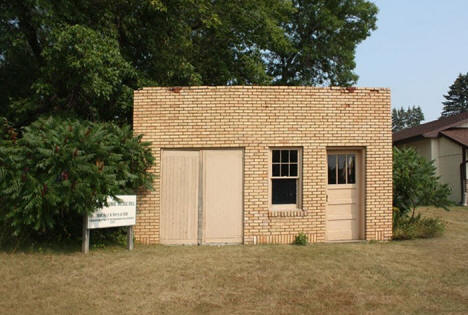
[392,147,452,239]
[293,232,308,245]
[0,117,153,246]
[90,227,129,249]
[393,215,445,240]
[393,147,452,220]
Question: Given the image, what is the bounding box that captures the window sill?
[268,210,305,217]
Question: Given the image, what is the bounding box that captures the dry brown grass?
[1,207,467,314]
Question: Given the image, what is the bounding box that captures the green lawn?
[1,207,467,314]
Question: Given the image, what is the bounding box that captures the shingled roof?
[440,129,468,147]
[393,111,468,143]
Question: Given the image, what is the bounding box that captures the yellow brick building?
[133,86,392,245]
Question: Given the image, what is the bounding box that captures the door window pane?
[272,179,297,204]
[337,155,346,184]
[347,154,356,184]
[328,155,336,184]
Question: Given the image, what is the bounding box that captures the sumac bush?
[0,117,153,246]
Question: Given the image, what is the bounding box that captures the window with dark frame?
[327,154,356,185]
[271,149,301,206]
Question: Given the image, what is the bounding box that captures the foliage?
[392,106,425,132]
[393,215,445,240]
[0,118,23,246]
[4,23,136,127]
[36,25,136,124]
[0,117,153,245]
[1,0,378,127]
[0,0,378,247]
[90,227,129,249]
[269,0,378,85]
[393,147,451,221]
[441,73,468,117]
[293,232,308,245]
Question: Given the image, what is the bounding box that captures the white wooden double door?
[160,149,243,245]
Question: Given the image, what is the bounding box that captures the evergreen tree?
[392,106,425,132]
[441,73,468,117]
[392,108,405,132]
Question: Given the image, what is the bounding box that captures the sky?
[355,0,468,122]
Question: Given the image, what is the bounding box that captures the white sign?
[87,195,136,229]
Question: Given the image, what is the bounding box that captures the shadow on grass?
[0,229,129,255]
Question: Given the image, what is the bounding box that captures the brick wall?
[133,86,392,244]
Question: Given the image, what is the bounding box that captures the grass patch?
[0,207,467,314]
[393,215,445,240]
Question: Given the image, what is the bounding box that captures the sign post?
[82,215,90,254]
[127,226,134,250]
[82,195,136,254]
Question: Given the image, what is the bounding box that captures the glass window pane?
[290,150,298,163]
[281,164,289,177]
[281,150,289,163]
[347,154,356,184]
[272,164,280,177]
[272,179,297,204]
[290,163,298,176]
[338,155,346,184]
[272,150,280,163]
[328,155,336,184]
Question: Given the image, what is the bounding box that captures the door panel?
[203,150,243,244]
[160,150,199,245]
[327,151,362,241]
[327,218,358,240]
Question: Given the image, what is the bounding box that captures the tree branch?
[14,2,43,65]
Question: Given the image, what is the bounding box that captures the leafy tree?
[392,106,425,132]
[0,0,379,246]
[1,0,378,127]
[9,25,137,127]
[0,117,153,242]
[269,0,378,85]
[441,73,468,117]
[393,147,451,223]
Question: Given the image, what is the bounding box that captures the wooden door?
[160,150,200,245]
[326,151,362,241]
[202,150,243,244]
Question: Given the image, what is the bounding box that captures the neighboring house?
[393,112,468,205]
[133,86,392,245]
